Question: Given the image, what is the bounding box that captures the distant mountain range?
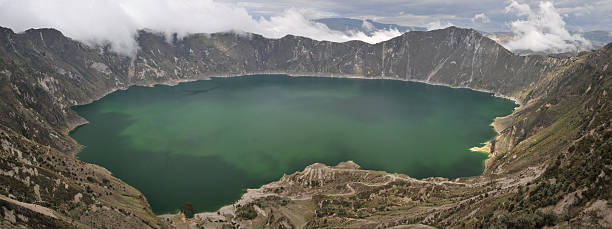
[485,30,612,51]
[315,17,612,50]
[314,18,426,35]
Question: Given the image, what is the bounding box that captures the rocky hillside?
[0,26,609,228]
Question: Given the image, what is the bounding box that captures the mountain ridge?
[313,17,612,52]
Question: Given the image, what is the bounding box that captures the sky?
[0,0,607,55]
[219,0,612,32]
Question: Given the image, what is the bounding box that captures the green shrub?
[236,204,257,220]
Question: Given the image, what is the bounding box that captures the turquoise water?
[70,75,516,214]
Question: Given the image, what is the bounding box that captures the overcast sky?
[218,0,612,32]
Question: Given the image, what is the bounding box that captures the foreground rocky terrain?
[0,26,610,228]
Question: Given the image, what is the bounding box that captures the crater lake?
[70,75,517,214]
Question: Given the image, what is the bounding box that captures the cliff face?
[134,28,563,99]
[0,26,609,228]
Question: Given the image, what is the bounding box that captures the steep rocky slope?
[0,26,609,228]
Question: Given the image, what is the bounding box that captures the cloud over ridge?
[0,0,401,55]
[503,0,592,53]
[0,0,600,55]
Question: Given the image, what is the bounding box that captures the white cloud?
[471,13,490,23]
[426,21,455,31]
[361,19,375,31]
[344,28,403,43]
[0,0,139,55]
[0,0,401,56]
[502,1,592,53]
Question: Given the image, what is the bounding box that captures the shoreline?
[469,141,492,154]
[69,71,521,110]
[63,72,523,216]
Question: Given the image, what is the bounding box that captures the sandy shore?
[469,141,492,154]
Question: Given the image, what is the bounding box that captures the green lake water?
[70,75,517,214]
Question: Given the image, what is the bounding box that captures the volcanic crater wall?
[1,26,609,228]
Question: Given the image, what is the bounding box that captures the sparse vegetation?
[236,204,257,220]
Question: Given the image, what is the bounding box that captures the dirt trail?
[0,194,59,219]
